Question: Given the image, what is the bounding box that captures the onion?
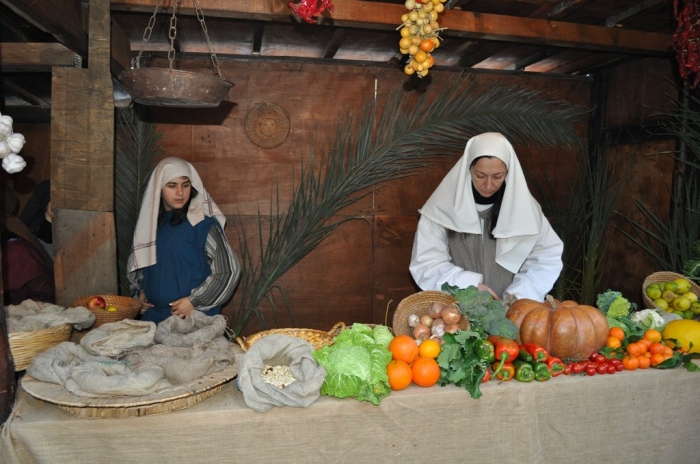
[419,314,434,328]
[413,323,431,341]
[441,305,462,324]
[444,322,461,334]
[428,301,445,318]
[407,313,420,328]
[431,317,445,331]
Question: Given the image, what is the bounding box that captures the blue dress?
[140,212,221,324]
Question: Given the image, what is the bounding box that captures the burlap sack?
[7,300,95,332]
[127,338,235,385]
[155,311,227,347]
[80,319,157,357]
[237,334,327,413]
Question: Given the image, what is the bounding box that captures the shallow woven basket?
[9,324,72,371]
[235,322,346,352]
[393,290,469,337]
[69,295,141,328]
[642,271,700,310]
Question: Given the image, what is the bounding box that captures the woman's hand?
[478,283,500,300]
[138,290,154,314]
[170,297,195,318]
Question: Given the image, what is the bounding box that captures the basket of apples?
[70,294,141,328]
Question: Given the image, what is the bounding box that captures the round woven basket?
[642,271,700,310]
[235,322,346,352]
[393,290,469,337]
[9,324,72,371]
[69,295,141,328]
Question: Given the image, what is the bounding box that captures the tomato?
[564,365,572,375]
[585,365,597,376]
[608,358,622,368]
[596,363,608,374]
[615,363,624,372]
[606,364,617,374]
[571,363,585,374]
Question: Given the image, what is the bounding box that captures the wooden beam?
[111,0,672,55]
[0,43,76,72]
[1,0,88,57]
[110,17,132,74]
[1,78,51,107]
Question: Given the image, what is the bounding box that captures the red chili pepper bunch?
[287,0,334,24]
[672,0,700,89]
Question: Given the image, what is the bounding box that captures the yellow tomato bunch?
[398,0,447,78]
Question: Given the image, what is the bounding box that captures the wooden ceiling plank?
[111,0,671,55]
[323,28,349,59]
[2,0,88,56]
[2,77,51,107]
[603,0,664,28]
[0,42,76,71]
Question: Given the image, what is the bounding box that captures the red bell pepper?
[481,369,491,383]
[487,336,519,378]
[545,354,565,377]
[520,343,548,362]
[492,362,514,381]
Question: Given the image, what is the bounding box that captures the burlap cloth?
[7,300,95,333]
[237,334,326,412]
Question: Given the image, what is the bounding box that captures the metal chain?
[132,0,165,69]
[192,0,224,79]
[167,0,181,71]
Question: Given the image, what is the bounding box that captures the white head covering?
[128,157,225,272]
[418,132,544,273]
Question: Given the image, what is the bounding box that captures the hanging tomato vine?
[398,0,447,78]
[673,0,700,89]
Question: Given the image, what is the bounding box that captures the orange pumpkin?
[506,296,609,361]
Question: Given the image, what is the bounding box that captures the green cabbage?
[312,323,393,405]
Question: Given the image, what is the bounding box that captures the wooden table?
[2,363,700,464]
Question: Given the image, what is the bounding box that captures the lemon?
[662,290,677,303]
[646,285,662,300]
[665,281,679,293]
[654,298,669,311]
[673,295,691,311]
[683,292,698,303]
[673,310,686,318]
[675,278,692,294]
[106,305,119,312]
[684,310,696,320]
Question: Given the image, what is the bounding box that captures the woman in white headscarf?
[127,157,240,324]
[409,132,563,302]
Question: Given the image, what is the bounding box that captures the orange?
[609,327,625,341]
[638,355,651,369]
[663,345,674,357]
[650,353,666,367]
[411,356,440,387]
[387,360,413,391]
[388,335,419,364]
[638,338,652,350]
[622,355,639,371]
[644,329,663,344]
[419,339,441,359]
[606,336,622,349]
[649,342,666,356]
[626,342,642,357]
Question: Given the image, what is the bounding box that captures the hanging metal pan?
[118,68,234,108]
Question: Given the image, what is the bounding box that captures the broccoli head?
[485,317,519,339]
[596,289,636,319]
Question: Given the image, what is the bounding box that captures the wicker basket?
[642,271,700,310]
[9,324,72,371]
[69,295,141,328]
[235,322,346,352]
[393,290,469,337]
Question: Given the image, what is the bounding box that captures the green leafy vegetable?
[437,328,490,399]
[441,283,518,337]
[312,323,392,405]
[596,289,637,318]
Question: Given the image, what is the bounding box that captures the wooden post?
[0,248,16,425]
[51,0,117,305]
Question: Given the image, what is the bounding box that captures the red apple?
[87,296,106,310]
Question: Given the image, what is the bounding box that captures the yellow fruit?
[662,319,700,353]
[675,278,692,294]
[414,50,427,63]
[683,292,698,303]
[673,295,691,311]
[419,339,441,359]
[106,305,119,312]
[646,286,662,300]
[399,37,411,50]
[654,298,669,311]
[684,310,696,320]
[665,281,679,293]
[662,290,676,303]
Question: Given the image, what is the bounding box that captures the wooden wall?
[600,57,680,308]
[143,60,591,335]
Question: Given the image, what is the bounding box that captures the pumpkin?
[662,319,700,354]
[506,296,609,360]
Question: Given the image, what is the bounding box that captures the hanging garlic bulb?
[6,133,25,153]
[0,122,12,139]
[0,141,10,158]
[2,153,26,174]
[0,111,27,173]
[0,115,13,127]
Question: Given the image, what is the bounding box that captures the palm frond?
[231,74,589,335]
[114,107,162,295]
